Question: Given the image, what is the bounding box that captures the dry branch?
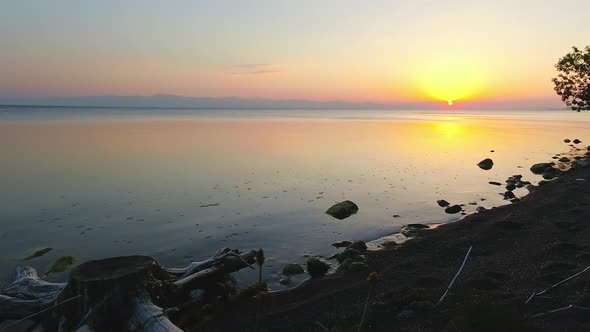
[438,245,473,304]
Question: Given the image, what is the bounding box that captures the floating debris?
[23,248,53,260]
[200,203,220,208]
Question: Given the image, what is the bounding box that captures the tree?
[552,46,590,111]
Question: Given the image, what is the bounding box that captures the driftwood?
[525,264,590,304]
[438,245,473,305]
[0,266,66,320]
[0,248,257,331]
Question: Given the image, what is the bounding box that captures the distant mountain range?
[0,95,563,110]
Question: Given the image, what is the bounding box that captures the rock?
[407,223,429,229]
[348,240,367,253]
[392,214,401,218]
[281,263,305,275]
[503,191,516,199]
[489,181,502,186]
[477,158,494,170]
[331,240,352,248]
[505,183,516,191]
[510,198,521,203]
[326,200,359,220]
[476,206,488,213]
[279,277,291,285]
[444,205,462,214]
[564,138,571,143]
[542,168,562,180]
[519,180,531,186]
[379,241,398,248]
[336,248,363,263]
[573,139,582,144]
[338,258,368,272]
[306,258,330,278]
[436,199,450,207]
[530,163,552,174]
[401,224,430,237]
[558,157,571,162]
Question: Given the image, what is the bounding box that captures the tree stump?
[54,255,180,332]
[2,249,257,331]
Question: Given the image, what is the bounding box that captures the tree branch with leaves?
[553,46,590,111]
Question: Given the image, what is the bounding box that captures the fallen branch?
[162,248,234,277]
[529,304,590,318]
[438,245,473,305]
[173,250,257,290]
[525,264,590,304]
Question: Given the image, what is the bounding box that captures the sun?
[413,55,488,104]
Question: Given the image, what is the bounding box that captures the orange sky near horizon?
[1,1,589,108]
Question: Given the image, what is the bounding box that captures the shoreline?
[198,147,590,331]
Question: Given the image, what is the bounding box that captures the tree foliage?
[552,46,590,111]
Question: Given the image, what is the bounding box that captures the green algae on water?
[48,256,75,274]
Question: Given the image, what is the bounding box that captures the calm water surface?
[1,107,589,287]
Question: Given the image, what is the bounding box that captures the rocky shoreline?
[198,142,590,331]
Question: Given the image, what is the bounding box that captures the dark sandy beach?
[198,156,590,331]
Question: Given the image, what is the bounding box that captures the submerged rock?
[564,138,571,143]
[558,157,571,163]
[348,240,367,253]
[401,224,430,237]
[476,206,488,213]
[503,191,516,199]
[306,258,330,278]
[326,200,359,220]
[436,199,450,207]
[489,181,502,186]
[445,205,462,214]
[281,263,305,275]
[530,163,552,175]
[477,158,494,170]
[573,139,582,144]
[542,167,562,180]
[336,248,363,263]
[331,240,352,248]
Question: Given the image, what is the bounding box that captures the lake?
[1,106,589,287]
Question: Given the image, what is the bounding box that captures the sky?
[1,0,589,108]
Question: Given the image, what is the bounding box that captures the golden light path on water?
[1,110,590,287]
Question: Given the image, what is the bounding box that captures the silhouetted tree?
[553,46,590,111]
